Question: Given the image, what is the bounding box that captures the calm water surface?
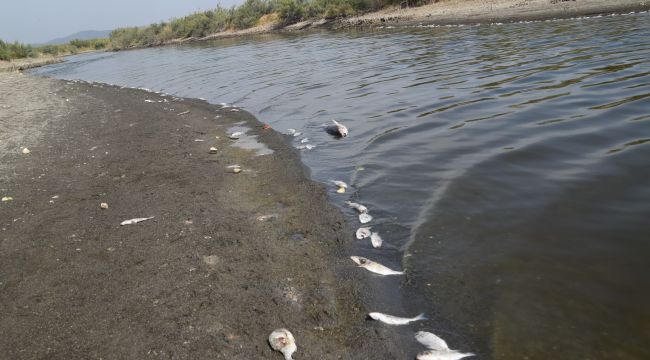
[34,12,650,359]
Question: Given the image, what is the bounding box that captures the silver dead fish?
[359,213,373,224]
[268,328,297,360]
[368,312,427,325]
[228,131,243,139]
[120,216,154,226]
[325,119,348,137]
[331,180,348,193]
[370,232,383,248]
[356,227,372,239]
[350,256,404,275]
[415,331,475,360]
[345,201,368,214]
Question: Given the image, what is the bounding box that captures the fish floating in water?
[325,120,348,137]
[350,256,404,275]
[359,213,373,224]
[268,328,297,360]
[356,227,372,239]
[368,312,427,325]
[331,180,348,193]
[370,232,383,248]
[120,216,154,226]
[346,201,368,214]
[415,331,475,360]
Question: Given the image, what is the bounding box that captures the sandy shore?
[0,72,407,359]
[0,57,64,73]
[336,0,650,27]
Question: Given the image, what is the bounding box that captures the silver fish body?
[370,232,383,248]
[120,216,154,226]
[356,227,372,239]
[331,180,348,189]
[359,213,373,224]
[368,312,427,325]
[346,201,368,214]
[325,119,348,137]
[350,256,404,275]
[416,350,475,360]
[269,328,297,360]
[415,331,474,360]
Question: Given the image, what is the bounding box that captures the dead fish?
[359,213,373,224]
[177,110,190,115]
[209,147,218,154]
[300,138,309,143]
[230,108,240,112]
[21,147,31,154]
[331,180,348,193]
[120,216,154,226]
[1,196,13,202]
[350,256,404,275]
[417,350,475,360]
[296,144,315,150]
[287,128,297,135]
[368,312,427,325]
[325,119,348,137]
[346,201,368,214]
[100,202,109,209]
[370,232,383,248]
[268,328,297,360]
[293,132,302,137]
[415,331,475,360]
[229,131,243,139]
[356,227,372,239]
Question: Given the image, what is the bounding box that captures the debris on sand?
[21,147,31,154]
[209,147,218,154]
[2,196,13,202]
[120,216,154,226]
[100,202,109,209]
[269,329,297,360]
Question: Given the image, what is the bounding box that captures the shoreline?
[0,72,407,358]
[130,0,650,47]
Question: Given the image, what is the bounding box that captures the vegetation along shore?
[1,0,648,62]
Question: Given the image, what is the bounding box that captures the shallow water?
[33,12,650,359]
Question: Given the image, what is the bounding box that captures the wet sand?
[0,72,406,359]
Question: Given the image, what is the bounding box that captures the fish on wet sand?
[229,131,243,139]
[120,216,154,226]
[415,331,475,360]
[346,200,368,214]
[368,312,427,325]
[370,232,382,248]
[356,227,372,239]
[269,328,297,360]
[359,213,373,224]
[350,256,404,275]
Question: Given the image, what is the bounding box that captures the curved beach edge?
[0,72,407,358]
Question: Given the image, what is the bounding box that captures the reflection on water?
[33,12,650,359]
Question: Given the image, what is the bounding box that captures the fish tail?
[415,313,428,321]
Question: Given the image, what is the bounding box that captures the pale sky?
[0,0,242,44]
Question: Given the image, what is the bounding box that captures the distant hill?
[44,30,112,45]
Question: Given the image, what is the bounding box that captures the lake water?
[32,12,650,359]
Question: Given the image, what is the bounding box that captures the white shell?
[356,227,371,239]
[370,232,383,248]
[359,213,372,224]
[269,328,297,360]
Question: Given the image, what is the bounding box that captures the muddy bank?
[0,57,64,73]
[0,72,407,359]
